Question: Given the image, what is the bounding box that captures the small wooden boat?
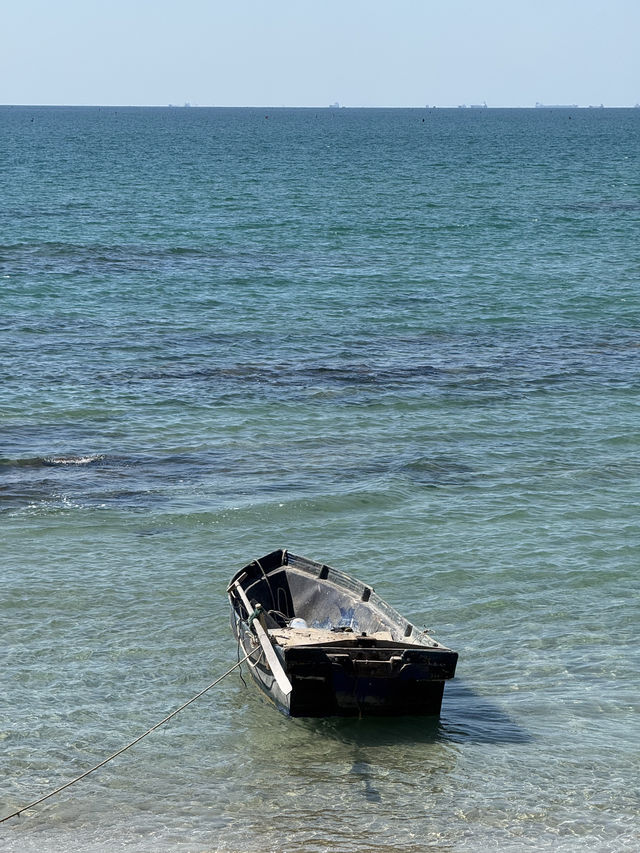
[228,549,458,717]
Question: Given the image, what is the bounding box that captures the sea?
[1,105,639,853]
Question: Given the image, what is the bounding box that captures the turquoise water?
[1,106,639,852]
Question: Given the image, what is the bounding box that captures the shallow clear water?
[1,106,639,851]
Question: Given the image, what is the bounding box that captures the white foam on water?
[43,455,105,466]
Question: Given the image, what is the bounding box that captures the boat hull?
[229,549,458,718]
[284,644,452,717]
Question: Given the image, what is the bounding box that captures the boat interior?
[231,550,443,649]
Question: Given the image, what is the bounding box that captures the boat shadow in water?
[349,759,383,803]
[295,679,530,804]
[237,678,529,807]
[298,677,531,747]
[439,678,532,744]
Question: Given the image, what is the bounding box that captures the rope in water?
[1,649,260,824]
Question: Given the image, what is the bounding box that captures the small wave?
[0,454,104,471]
[43,454,105,466]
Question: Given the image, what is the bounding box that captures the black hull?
[285,645,450,717]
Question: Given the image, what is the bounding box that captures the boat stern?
[284,642,457,717]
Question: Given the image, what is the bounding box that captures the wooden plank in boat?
[269,627,394,647]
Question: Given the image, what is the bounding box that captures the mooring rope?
[1,650,259,824]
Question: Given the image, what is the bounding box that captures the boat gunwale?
[228,548,454,652]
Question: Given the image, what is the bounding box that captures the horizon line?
[2,102,639,110]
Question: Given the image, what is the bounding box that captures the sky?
[2,0,639,108]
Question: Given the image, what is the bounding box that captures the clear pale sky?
[2,0,639,107]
